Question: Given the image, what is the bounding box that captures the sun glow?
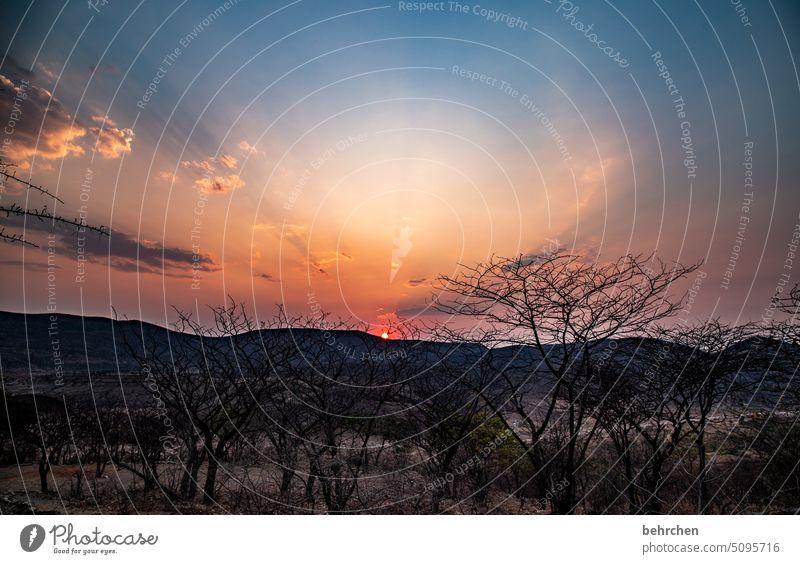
[381,331,389,339]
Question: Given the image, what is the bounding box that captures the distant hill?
[0,311,163,375]
[0,311,495,378]
[0,311,791,399]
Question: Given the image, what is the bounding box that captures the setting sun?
[381,331,389,340]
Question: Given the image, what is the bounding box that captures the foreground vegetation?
[1,254,798,514]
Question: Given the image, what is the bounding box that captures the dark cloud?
[83,228,217,273]
[0,259,59,272]
[502,246,568,271]
[0,56,34,82]
[405,277,429,288]
[257,273,279,282]
[16,220,217,276]
[396,303,434,317]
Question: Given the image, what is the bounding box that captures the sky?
[1,0,799,333]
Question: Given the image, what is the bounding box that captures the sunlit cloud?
[90,121,135,159]
[91,114,117,127]
[157,170,178,183]
[577,158,613,208]
[218,154,238,169]
[194,173,245,193]
[181,153,245,192]
[181,158,215,173]
[308,250,354,276]
[182,154,238,172]
[238,140,262,156]
[257,223,358,275]
[34,61,57,84]
[0,74,86,164]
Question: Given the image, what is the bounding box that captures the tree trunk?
[94,457,106,479]
[553,476,576,515]
[38,449,49,493]
[623,453,637,513]
[203,456,219,504]
[305,474,316,509]
[181,446,202,500]
[431,482,443,513]
[645,459,665,514]
[279,468,294,502]
[143,465,158,491]
[696,434,708,514]
[188,460,200,499]
[72,470,84,497]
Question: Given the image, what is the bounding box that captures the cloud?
[257,273,279,282]
[253,224,352,275]
[17,220,217,277]
[395,303,433,317]
[91,114,117,127]
[181,159,215,173]
[238,140,262,155]
[90,124,134,159]
[256,223,307,253]
[91,229,218,273]
[0,73,86,164]
[308,250,354,275]
[505,250,565,270]
[1,57,34,81]
[217,154,237,169]
[157,170,178,183]
[0,259,60,272]
[405,277,430,288]
[89,63,120,75]
[194,174,245,193]
[578,158,613,208]
[502,239,566,271]
[35,62,58,84]
[0,74,131,164]
[181,154,237,172]
[181,154,246,192]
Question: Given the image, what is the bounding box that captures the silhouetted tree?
[434,253,699,513]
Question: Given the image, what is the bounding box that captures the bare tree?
[433,253,699,513]
[653,320,759,513]
[14,394,72,492]
[767,285,800,410]
[404,367,484,511]
[585,339,695,513]
[285,330,401,513]
[124,300,288,504]
[397,340,498,513]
